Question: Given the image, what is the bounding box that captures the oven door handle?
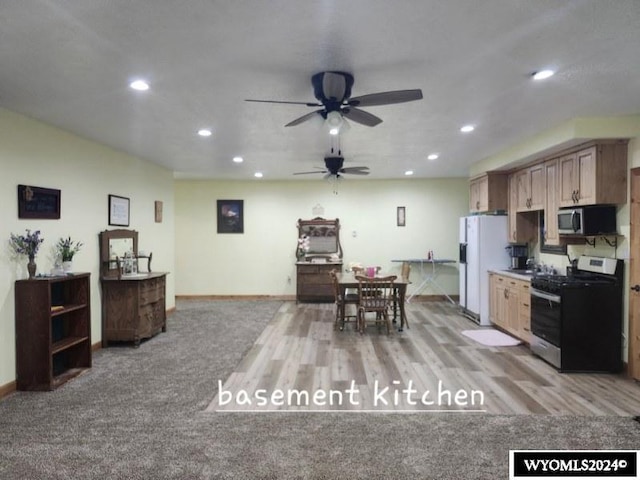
[531,288,561,303]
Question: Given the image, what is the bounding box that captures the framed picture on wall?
[108,194,130,226]
[397,206,406,227]
[17,184,61,219]
[217,199,244,233]
[154,200,163,223]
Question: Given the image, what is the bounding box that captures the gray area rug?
[0,300,638,479]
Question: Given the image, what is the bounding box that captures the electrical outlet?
[352,230,357,238]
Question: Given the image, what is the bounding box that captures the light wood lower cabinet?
[101,273,167,347]
[489,273,531,343]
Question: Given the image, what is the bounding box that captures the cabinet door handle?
[575,189,579,202]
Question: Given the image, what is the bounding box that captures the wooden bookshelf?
[15,273,91,391]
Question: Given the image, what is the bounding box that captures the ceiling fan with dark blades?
[246,71,423,128]
[293,156,370,179]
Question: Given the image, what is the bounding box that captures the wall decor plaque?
[17,184,61,219]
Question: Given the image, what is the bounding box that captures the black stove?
[531,272,618,294]
[529,255,623,373]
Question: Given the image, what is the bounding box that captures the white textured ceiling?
[1,1,639,180]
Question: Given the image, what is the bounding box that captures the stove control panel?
[576,255,617,275]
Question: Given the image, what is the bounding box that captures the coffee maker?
[505,244,528,270]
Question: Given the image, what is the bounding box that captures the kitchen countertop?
[488,269,534,281]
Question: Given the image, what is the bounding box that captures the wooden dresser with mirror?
[99,229,168,347]
[296,218,343,303]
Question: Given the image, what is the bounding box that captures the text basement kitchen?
[216,380,485,410]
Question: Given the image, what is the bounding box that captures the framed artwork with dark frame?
[217,199,244,234]
[154,200,163,223]
[108,194,130,227]
[397,206,406,227]
[17,184,61,219]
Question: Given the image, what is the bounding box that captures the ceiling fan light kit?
[246,71,423,129]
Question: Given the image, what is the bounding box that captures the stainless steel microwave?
[557,205,617,236]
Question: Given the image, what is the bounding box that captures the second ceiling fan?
[246,71,423,128]
[293,156,369,179]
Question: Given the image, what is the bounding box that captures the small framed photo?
[18,184,61,219]
[217,199,244,234]
[109,194,130,226]
[397,206,406,227]
[154,200,163,223]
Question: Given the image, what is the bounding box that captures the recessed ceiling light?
[198,129,212,137]
[254,172,263,178]
[532,69,555,80]
[460,125,475,133]
[404,170,414,176]
[129,79,149,91]
[233,156,243,163]
[427,153,439,160]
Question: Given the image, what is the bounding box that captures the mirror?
[99,229,139,278]
[297,218,342,259]
[109,238,134,259]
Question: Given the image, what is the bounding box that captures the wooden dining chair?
[393,263,411,327]
[330,269,359,331]
[355,275,397,334]
[401,262,411,281]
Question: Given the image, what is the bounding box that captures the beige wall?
[0,108,175,388]
[174,178,469,297]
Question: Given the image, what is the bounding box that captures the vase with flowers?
[10,229,44,279]
[56,236,83,273]
[296,234,310,261]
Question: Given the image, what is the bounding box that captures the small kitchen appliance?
[557,205,617,236]
[505,244,528,270]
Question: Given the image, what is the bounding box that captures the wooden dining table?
[335,273,409,331]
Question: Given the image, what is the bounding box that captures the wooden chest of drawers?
[296,262,342,303]
[101,273,167,347]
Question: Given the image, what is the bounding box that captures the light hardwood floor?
[208,301,640,414]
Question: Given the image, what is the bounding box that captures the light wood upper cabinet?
[515,163,544,212]
[508,173,537,244]
[544,158,560,245]
[469,173,508,213]
[558,143,628,207]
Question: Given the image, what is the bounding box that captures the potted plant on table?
[9,229,44,279]
[56,236,83,272]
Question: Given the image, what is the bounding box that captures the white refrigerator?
[459,215,509,326]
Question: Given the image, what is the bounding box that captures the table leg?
[398,285,407,332]
[339,284,347,330]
